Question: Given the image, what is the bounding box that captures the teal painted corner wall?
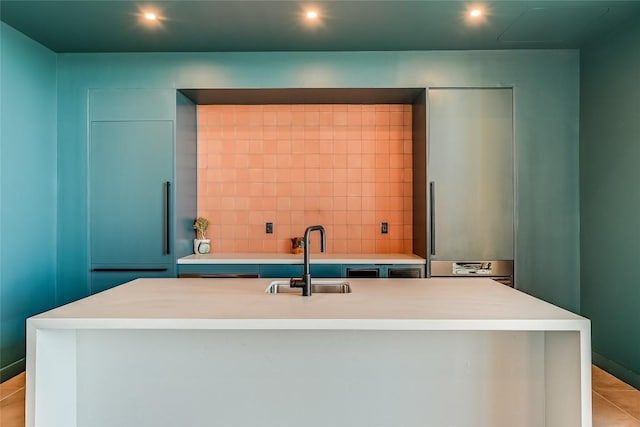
[175,92,198,259]
[0,29,582,381]
[580,16,640,389]
[0,23,58,381]
[56,50,581,311]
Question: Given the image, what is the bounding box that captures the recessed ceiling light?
[137,6,164,27]
[469,9,482,17]
[299,5,324,27]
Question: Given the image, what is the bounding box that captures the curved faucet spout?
[303,225,326,273]
[290,225,326,296]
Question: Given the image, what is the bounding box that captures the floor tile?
[0,388,25,427]
[593,366,636,393]
[0,373,25,401]
[593,392,640,427]
[598,389,640,421]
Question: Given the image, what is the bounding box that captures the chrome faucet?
[290,225,326,296]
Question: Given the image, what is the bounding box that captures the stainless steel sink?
[266,280,351,294]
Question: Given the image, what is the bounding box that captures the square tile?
[593,392,640,427]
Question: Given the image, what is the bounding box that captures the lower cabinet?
[177,264,343,278]
[177,263,424,279]
[259,265,302,278]
[387,266,424,278]
[344,266,381,278]
[258,264,344,278]
[177,264,260,278]
[343,264,425,278]
[309,264,342,278]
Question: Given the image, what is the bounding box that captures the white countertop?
[27,278,593,427]
[177,252,426,264]
[30,277,587,331]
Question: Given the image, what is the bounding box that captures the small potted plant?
[193,217,211,254]
[291,237,304,255]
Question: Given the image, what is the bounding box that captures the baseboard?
[0,358,25,383]
[593,352,640,390]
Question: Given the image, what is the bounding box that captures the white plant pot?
[194,238,211,254]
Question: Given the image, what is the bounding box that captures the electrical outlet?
[381,222,388,234]
[266,222,273,234]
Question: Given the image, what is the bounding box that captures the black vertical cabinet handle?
[165,181,171,255]
[429,181,435,256]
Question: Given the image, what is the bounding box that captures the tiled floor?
[1,366,638,426]
[592,366,640,426]
[0,372,25,427]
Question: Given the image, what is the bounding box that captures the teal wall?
[580,16,640,389]
[0,23,58,380]
[0,28,582,379]
[56,50,581,311]
[175,92,198,259]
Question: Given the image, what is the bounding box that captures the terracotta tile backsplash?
[197,104,413,254]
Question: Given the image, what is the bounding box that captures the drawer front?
[343,265,381,278]
[342,264,425,278]
[310,264,342,278]
[177,264,260,276]
[388,267,424,278]
[259,265,303,278]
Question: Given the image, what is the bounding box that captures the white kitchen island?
[27,278,591,427]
